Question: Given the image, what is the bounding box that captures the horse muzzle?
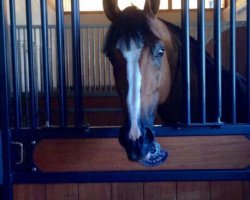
[119,125,155,161]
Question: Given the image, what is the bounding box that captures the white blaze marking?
[117,39,142,141]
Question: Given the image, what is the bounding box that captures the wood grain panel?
[79,183,111,200]
[244,181,250,200]
[210,181,243,200]
[144,182,176,200]
[177,181,210,200]
[111,183,143,200]
[33,136,250,172]
[13,184,45,200]
[46,184,78,200]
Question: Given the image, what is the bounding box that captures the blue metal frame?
[10,125,250,139]
[13,168,250,184]
[9,126,250,184]
[0,0,13,199]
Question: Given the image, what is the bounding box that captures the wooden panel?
[33,136,250,172]
[46,184,78,200]
[13,184,45,200]
[144,182,176,200]
[111,183,143,200]
[79,183,111,200]
[244,181,250,200]
[177,181,210,200]
[210,181,243,200]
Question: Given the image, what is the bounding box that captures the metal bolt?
[85,127,90,132]
[31,140,36,145]
[32,167,37,172]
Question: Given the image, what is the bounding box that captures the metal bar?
[214,0,222,123]
[10,124,250,139]
[0,0,13,198]
[10,0,21,129]
[181,0,191,124]
[92,28,96,91]
[81,28,85,91]
[247,0,250,123]
[26,0,37,128]
[230,0,236,124]
[40,0,51,127]
[197,0,206,123]
[98,28,101,91]
[87,28,91,91]
[23,29,30,127]
[71,0,83,126]
[65,29,69,91]
[56,0,67,127]
[13,168,250,184]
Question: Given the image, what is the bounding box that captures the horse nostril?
[128,152,139,161]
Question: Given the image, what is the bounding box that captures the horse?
[103,0,248,161]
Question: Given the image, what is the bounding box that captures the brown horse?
[103,0,247,161]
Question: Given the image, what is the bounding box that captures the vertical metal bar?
[92,28,96,91]
[0,0,13,199]
[40,0,51,127]
[26,0,37,128]
[56,0,67,127]
[71,0,83,126]
[87,28,91,91]
[65,29,69,91]
[81,28,85,91]
[181,0,191,124]
[214,0,222,123]
[247,0,250,123]
[98,28,101,91]
[10,0,21,129]
[103,28,107,91]
[17,29,23,125]
[23,30,30,127]
[198,0,206,123]
[230,0,236,124]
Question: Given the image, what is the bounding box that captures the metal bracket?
[11,141,24,165]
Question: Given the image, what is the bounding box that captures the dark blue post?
[214,0,222,123]
[230,0,236,124]
[10,0,21,129]
[0,0,13,199]
[26,0,38,128]
[181,0,191,125]
[198,0,206,123]
[56,0,67,127]
[40,0,51,127]
[71,0,83,127]
[247,0,250,123]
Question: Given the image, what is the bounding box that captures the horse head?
[103,0,179,161]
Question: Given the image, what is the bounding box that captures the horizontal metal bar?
[11,125,250,139]
[13,168,250,184]
[14,21,248,29]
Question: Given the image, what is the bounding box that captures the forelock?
[103,6,159,56]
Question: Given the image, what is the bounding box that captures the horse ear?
[144,0,160,16]
[103,0,121,22]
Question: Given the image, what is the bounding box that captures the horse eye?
[156,49,165,58]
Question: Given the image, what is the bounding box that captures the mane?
[160,19,215,69]
[103,6,159,57]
